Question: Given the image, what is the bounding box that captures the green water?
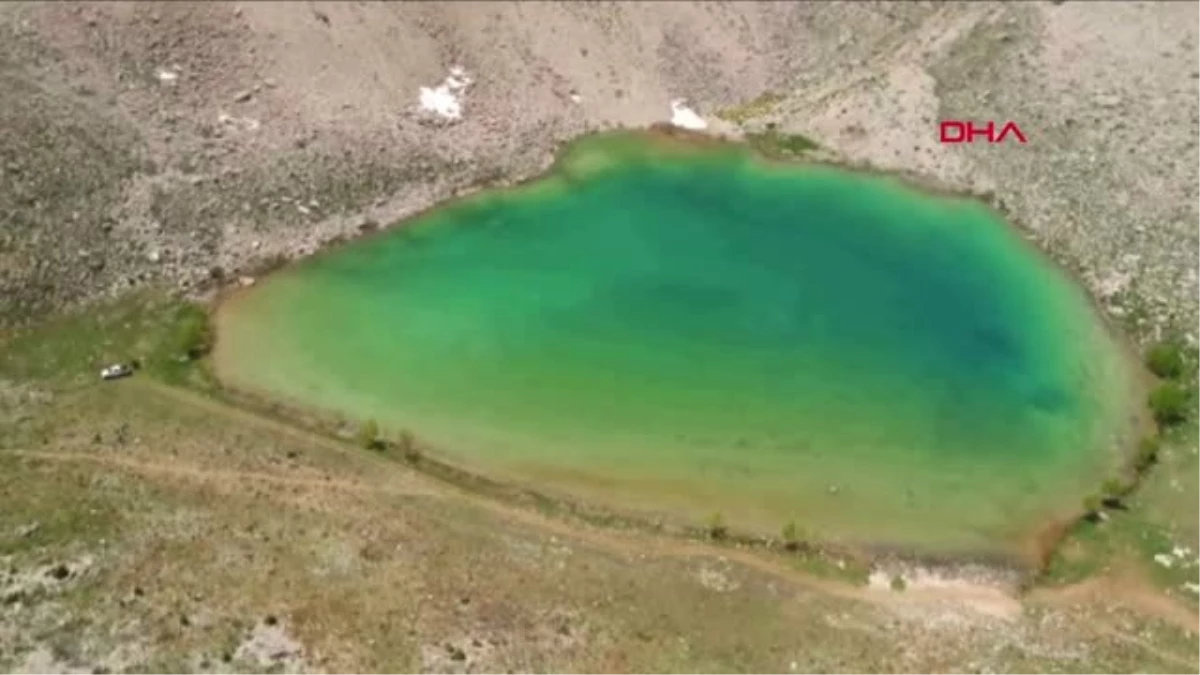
[216,134,1137,556]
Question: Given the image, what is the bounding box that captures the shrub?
[781,520,800,550]
[155,303,213,363]
[706,512,727,540]
[1101,477,1129,498]
[398,428,421,462]
[1100,477,1132,508]
[357,419,381,450]
[1081,494,1103,522]
[890,575,907,592]
[1149,382,1190,428]
[1134,436,1161,472]
[1146,342,1185,380]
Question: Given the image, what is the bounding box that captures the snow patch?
[419,66,473,120]
[669,98,708,130]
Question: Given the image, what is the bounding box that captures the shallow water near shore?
[215,133,1137,557]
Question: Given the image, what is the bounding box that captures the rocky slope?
[1,1,1196,342]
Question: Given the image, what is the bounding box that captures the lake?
[214,132,1138,558]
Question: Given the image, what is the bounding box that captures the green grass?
[0,290,214,387]
[744,126,821,158]
[714,92,785,125]
[789,550,872,587]
[0,454,125,557]
[1043,418,1198,602]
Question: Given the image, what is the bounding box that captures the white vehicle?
[100,364,133,381]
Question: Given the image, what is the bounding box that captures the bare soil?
[1,378,1196,673]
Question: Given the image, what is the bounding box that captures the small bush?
[706,512,727,540]
[357,419,381,450]
[153,303,213,364]
[1100,477,1132,508]
[398,428,421,462]
[890,575,907,592]
[1134,436,1161,472]
[1148,382,1190,428]
[781,520,800,550]
[1146,342,1186,380]
[1081,494,1103,522]
[1101,477,1129,498]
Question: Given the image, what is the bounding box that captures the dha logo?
[939,120,1028,144]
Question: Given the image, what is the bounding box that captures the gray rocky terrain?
[1,0,1196,341]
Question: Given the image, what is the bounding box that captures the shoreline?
[197,369,1042,581]
[205,123,1153,578]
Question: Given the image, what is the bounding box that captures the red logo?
[939,120,1027,144]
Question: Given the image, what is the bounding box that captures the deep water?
[215,134,1137,556]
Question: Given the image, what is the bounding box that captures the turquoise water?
[215,134,1136,556]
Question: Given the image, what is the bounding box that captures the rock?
[234,90,254,103]
[147,249,162,263]
[1095,94,1121,108]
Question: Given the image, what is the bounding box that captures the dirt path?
[1029,577,1200,672]
[1028,575,1200,634]
[3,447,437,500]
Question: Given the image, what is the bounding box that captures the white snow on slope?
[670,99,708,130]
[419,66,472,120]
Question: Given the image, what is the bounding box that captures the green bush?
[781,520,800,550]
[1134,436,1161,472]
[890,575,907,592]
[398,428,421,462]
[155,303,213,363]
[1101,477,1130,498]
[357,419,381,450]
[706,512,727,540]
[1100,477,1133,508]
[1148,382,1190,428]
[1081,494,1102,520]
[1146,342,1185,380]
